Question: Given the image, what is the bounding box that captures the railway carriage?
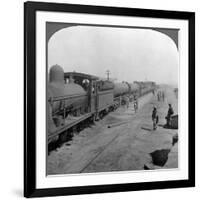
[48,65,156,147]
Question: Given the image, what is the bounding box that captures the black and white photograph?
[23,2,195,197]
[47,23,179,175]
[0,0,198,198]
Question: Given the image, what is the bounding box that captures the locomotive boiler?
[113,81,144,97]
[113,82,129,97]
[48,65,87,115]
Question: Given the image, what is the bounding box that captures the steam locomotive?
[48,65,156,144]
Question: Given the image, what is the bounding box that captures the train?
[48,65,156,146]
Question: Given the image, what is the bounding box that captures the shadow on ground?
[150,149,171,166]
[141,127,152,131]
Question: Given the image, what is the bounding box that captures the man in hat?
[165,104,174,127]
[152,106,159,130]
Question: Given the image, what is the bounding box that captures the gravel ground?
[47,86,178,175]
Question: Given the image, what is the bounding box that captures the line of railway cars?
[48,65,156,146]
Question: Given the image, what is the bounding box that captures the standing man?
[126,95,130,108]
[152,106,159,130]
[165,104,174,127]
[133,95,138,112]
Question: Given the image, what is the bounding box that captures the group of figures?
[123,95,138,112]
[152,103,174,130]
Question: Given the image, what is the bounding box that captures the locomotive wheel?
[109,106,114,112]
[68,128,73,138]
[104,108,109,115]
[102,110,107,118]
[59,131,70,143]
[80,120,88,128]
[72,126,78,135]
[76,124,82,132]
[90,115,95,124]
[80,122,85,131]
[99,112,104,119]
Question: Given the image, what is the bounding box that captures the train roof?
[64,72,99,80]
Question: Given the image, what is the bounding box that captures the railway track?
[79,114,142,173]
[48,93,154,174]
[79,128,124,173]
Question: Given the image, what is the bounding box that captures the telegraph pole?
[106,70,110,80]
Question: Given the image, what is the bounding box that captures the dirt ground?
[47,85,178,175]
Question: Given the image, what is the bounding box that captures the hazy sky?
[48,25,178,85]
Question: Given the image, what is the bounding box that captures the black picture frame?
[24,1,195,198]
